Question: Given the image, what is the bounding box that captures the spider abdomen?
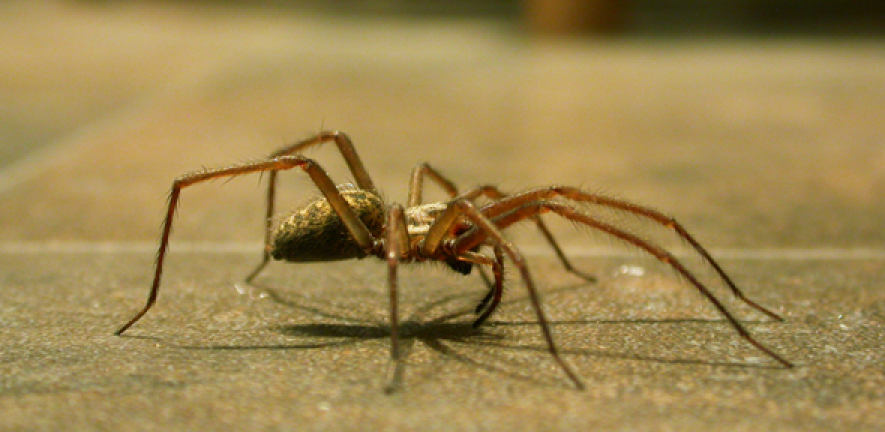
[270,187,385,262]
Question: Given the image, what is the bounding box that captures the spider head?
[446,258,473,275]
[444,223,479,275]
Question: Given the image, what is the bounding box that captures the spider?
[115,131,793,392]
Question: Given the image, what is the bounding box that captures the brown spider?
[115,131,793,392]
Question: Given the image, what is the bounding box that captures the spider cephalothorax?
[115,131,793,393]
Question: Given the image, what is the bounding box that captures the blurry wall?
[97,0,885,36]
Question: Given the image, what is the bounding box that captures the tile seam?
[1,241,884,260]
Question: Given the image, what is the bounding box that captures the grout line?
[1,241,885,260]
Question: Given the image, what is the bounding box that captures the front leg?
[421,199,585,390]
[459,185,597,284]
[477,199,794,369]
[470,246,505,327]
[408,164,594,302]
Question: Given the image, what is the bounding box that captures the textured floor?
[2,2,884,431]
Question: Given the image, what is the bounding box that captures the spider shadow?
[132,276,785,389]
[261,281,570,389]
[482,317,787,370]
[259,277,784,387]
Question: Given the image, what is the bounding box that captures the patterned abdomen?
[270,187,385,262]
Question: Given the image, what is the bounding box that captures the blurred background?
[73,0,885,35]
[1,0,883,249]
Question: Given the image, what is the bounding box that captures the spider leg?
[246,131,376,283]
[481,186,783,322]
[407,165,502,305]
[472,200,793,368]
[271,130,376,191]
[408,163,595,312]
[472,245,505,327]
[421,199,585,390]
[438,248,506,327]
[458,185,597,284]
[407,162,459,207]
[456,185,597,318]
[116,155,377,336]
[384,204,409,393]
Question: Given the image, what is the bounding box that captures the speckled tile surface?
[1,2,884,431]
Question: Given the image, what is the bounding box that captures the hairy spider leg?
[407,162,459,207]
[458,185,598,317]
[471,245,505,327]
[409,164,594,282]
[384,204,409,393]
[408,163,596,321]
[420,199,585,390]
[246,131,376,282]
[481,186,784,322]
[459,185,597,283]
[115,155,377,336]
[462,199,793,368]
[423,247,506,328]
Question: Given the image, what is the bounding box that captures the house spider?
[115,131,793,392]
